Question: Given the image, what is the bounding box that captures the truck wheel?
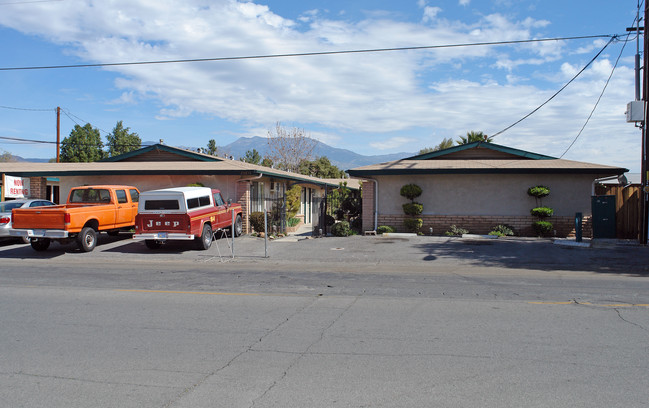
[195,223,213,250]
[232,214,243,237]
[30,238,50,251]
[77,227,97,252]
[145,240,161,249]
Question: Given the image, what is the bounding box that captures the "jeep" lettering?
[146,219,180,228]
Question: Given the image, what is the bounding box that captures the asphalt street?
[0,234,648,407]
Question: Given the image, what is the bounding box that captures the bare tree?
[266,122,318,172]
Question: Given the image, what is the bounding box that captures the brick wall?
[361,180,375,231]
[29,177,47,199]
[235,181,251,233]
[377,214,593,238]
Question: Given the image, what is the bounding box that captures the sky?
[0,0,643,171]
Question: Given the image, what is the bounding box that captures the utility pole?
[56,106,61,163]
[642,1,649,244]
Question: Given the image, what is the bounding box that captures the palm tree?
[456,131,493,145]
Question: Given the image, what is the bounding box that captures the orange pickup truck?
[11,185,140,252]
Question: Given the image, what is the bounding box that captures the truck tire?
[145,240,161,249]
[232,214,243,237]
[195,223,213,250]
[30,238,50,251]
[77,227,97,252]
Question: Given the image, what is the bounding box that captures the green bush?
[402,202,423,216]
[403,218,423,233]
[527,185,550,198]
[331,221,352,237]
[249,211,265,233]
[489,224,514,237]
[287,217,301,227]
[377,225,395,234]
[530,206,554,218]
[444,225,469,236]
[532,220,553,236]
[400,184,422,201]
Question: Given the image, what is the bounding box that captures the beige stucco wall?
[375,173,597,217]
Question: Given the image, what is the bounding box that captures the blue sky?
[0,0,642,171]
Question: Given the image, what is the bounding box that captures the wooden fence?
[595,185,641,239]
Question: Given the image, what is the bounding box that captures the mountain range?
[12,136,414,170]
[196,136,413,170]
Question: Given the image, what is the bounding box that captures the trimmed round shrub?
[530,206,554,218]
[532,220,553,236]
[400,184,422,201]
[249,211,265,233]
[403,218,423,233]
[402,202,424,216]
[377,225,395,234]
[527,185,550,198]
[331,221,352,237]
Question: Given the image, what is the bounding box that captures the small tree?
[243,149,262,165]
[267,122,318,172]
[528,185,553,236]
[400,184,423,233]
[419,137,454,154]
[206,139,218,156]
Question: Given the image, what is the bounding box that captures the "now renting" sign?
[4,175,30,199]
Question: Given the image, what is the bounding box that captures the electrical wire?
[489,35,617,140]
[0,34,616,71]
[0,105,54,112]
[559,38,632,157]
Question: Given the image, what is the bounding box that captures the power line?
[0,34,616,71]
[559,38,632,157]
[0,105,54,112]
[489,35,617,140]
[0,0,63,5]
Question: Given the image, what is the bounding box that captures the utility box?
[626,101,645,122]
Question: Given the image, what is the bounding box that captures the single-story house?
[0,144,357,234]
[347,141,628,238]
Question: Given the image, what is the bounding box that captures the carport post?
[264,198,269,258]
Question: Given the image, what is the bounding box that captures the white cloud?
[459,0,470,5]
[422,6,442,23]
[370,137,419,150]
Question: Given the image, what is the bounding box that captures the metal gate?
[592,195,616,239]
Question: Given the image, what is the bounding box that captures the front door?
[591,195,616,238]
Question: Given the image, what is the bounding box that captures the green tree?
[457,131,493,145]
[60,123,105,162]
[260,157,273,168]
[242,149,262,165]
[298,156,344,178]
[0,149,14,162]
[206,139,218,156]
[105,121,141,157]
[419,137,454,154]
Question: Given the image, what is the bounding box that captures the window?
[69,189,111,203]
[116,190,128,204]
[187,196,211,209]
[213,193,225,207]
[129,189,139,203]
[144,200,180,210]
